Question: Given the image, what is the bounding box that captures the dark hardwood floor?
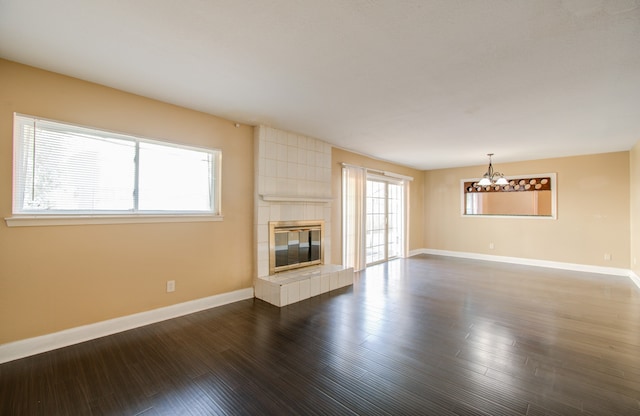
[2,254,640,415]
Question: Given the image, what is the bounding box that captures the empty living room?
[1,1,639,415]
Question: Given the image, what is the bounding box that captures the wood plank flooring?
[2,254,640,415]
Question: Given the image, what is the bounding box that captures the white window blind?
[13,114,221,216]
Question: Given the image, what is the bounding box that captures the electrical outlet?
[166,280,176,293]
[604,253,611,261]
[489,242,495,250]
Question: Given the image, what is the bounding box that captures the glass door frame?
[365,174,405,266]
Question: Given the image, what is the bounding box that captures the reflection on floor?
[1,255,639,415]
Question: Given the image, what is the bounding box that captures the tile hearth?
[254,265,354,307]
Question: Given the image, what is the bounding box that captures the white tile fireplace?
[253,126,353,306]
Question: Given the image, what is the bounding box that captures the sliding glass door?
[365,177,404,265]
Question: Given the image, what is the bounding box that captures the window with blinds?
[12,114,221,216]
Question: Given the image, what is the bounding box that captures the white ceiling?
[1,0,639,170]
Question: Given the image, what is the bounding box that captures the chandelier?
[478,153,508,186]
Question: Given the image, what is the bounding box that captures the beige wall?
[331,148,424,264]
[0,60,254,344]
[1,58,636,347]
[424,152,630,268]
[631,141,640,276]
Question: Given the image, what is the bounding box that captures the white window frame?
[459,173,557,219]
[6,114,223,227]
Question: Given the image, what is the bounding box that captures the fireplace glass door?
[274,229,320,269]
[270,221,323,274]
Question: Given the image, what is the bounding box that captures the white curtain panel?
[342,165,367,272]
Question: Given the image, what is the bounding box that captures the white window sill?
[5,214,224,227]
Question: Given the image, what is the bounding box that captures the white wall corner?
[629,271,640,290]
[0,287,254,364]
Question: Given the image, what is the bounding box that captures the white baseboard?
[410,248,633,279]
[0,287,254,364]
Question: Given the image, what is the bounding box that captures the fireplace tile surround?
[254,126,353,306]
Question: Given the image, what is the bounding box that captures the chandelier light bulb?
[479,153,507,186]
